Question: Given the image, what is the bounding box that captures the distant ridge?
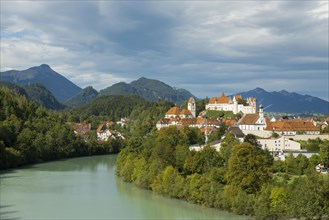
[234,87,329,114]
[99,77,196,104]
[0,81,65,110]
[0,64,81,102]
[64,86,98,107]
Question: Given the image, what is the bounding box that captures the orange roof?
[97,123,106,132]
[180,109,192,115]
[166,106,181,115]
[234,95,242,100]
[239,114,260,124]
[181,118,197,125]
[208,92,230,104]
[188,97,195,103]
[223,118,237,126]
[265,119,320,131]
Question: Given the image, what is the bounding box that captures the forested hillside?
[0,81,65,110]
[0,88,122,169]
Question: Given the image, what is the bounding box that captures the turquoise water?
[0,155,249,219]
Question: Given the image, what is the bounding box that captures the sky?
[1,0,328,101]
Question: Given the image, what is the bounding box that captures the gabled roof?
[166,106,181,115]
[239,114,260,124]
[265,119,320,131]
[188,97,195,103]
[180,109,192,115]
[228,127,245,138]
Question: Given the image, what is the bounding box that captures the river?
[0,155,249,219]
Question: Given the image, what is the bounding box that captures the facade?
[70,123,91,140]
[257,136,301,152]
[264,119,320,135]
[96,122,125,142]
[238,105,267,131]
[205,92,256,114]
[156,117,220,130]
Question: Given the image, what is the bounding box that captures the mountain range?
[234,88,328,114]
[1,64,328,114]
[99,77,196,104]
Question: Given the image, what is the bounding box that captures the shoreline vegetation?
[0,87,123,170]
[1,86,329,219]
[116,127,329,219]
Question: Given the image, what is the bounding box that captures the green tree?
[226,142,273,194]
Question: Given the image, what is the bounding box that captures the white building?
[257,136,301,152]
[205,93,256,114]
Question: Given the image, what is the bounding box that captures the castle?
[206,92,257,114]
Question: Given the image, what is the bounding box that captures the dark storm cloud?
[1,1,328,100]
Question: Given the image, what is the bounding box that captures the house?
[96,122,125,142]
[264,119,320,135]
[70,123,91,140]
[205,92,257,114]
[228,127,245,142]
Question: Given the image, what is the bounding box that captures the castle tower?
[187,97,196,118]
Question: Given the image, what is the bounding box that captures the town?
[156,93,328,170]
[70,92,329,173]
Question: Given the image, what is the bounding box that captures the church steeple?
[188,97,196,118]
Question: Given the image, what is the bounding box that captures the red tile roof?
[239,114,260,124]
[208,92,230,104]
[166,106,181,115]
[180,109,192,115]
[265,119,320,131]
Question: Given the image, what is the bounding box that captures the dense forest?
[0,87,124,169]
[116,126,329,219]
[0,87,173,170]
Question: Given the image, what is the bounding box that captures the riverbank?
[0,155,247,219]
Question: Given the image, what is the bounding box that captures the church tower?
[187,97,196,118]
[233,96,238,114]
[258,104,265,124]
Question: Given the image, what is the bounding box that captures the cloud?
[1,1,328,101]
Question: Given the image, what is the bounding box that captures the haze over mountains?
[0,64,328,114]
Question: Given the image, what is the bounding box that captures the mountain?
[0,64,81,102]
[0,81,65,110]
[234,87,329,114]
[75,95,151,121]
[64,86,98,107]
[99,77,196,104]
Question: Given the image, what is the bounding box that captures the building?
[205,92,257,114]
[237,105,273,138]
[69,123,91,140]
[96,122,125,142]
[264,119,320,135]
[257,136,301,152]
[188,97,196,118]
[156,117,220,130]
